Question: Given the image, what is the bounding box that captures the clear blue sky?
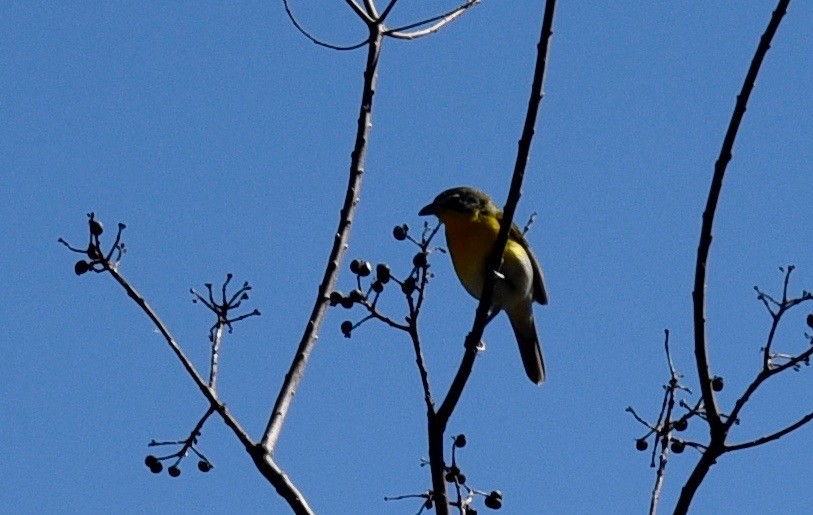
[2,1,812,513]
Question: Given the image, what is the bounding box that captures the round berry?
[197,460,213,472]
[357,261,372,277]
[86,244,102,260]
[376,263,391,284]
[149,462,163,474]
[168,465,181,477]
[807,313,813,329]
[341,320,353,338]
[393,224,408,241]
[340,297,354,309]
[670,440,685,454]
[89,219,104,237]
[711,376,724,392]
[371,281,384,293]
[636,439,648,451]
[484,490,503,509]
[349,259,362,275]
[402,277,417,295]
[413,252,428,268]
[454,434,467,448]
[74,260,90,275]
[329,291,344,306]
[673,419,688,432]
[348,289,364,303]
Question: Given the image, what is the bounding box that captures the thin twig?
[210,323,224,390]
[283,0,371,50]
[378,0,399,22]
[344,0,375,24]
[385,0,481,40]
[649,330,677,515]
[725,411,813,451]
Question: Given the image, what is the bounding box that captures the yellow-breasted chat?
[419,187,548,385]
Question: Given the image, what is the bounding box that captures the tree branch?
[261,25,385,454]
[428,2,558,512]
[725,411,813,451]
[283,0,371,50]
[690,0,790,437]
[438,0,557,423]
[384,0,481,40]
[676,0,791,512]
[102,264,315,513]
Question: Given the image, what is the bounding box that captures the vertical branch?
[261,25,384,454]
[437,0,557,423]
[430,2,558,512]
[649,331,677,515]
[691,0,790,436]
[210,323,224,390]
[678,1,791,513]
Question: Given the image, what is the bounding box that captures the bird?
[419,186,548,385]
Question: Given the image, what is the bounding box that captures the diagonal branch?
[437,0,557,423]
[384,0,481,40]
[260,25,385,454]
[344,0,375,24]
[690,0,791,435]
[102,264,315,513]
[725,411,813,451]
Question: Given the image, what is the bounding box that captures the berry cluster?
[59,212,127,275]
[332,223,438,339]
[386,434,504,513]
[144,453,213,477]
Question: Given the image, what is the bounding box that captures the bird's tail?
[508,307,546,385]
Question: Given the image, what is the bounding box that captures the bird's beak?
[418,202,438,216]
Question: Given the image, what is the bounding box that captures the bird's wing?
[510,222,549,305]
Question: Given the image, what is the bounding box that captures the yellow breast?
[439,210,501,300]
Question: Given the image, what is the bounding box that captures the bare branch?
[649,331,678,515]
[427,2,558,512]
[283,0,371,50]
[385,0,481,40]
[101,263,315,513]
[677,1,792,511]
[437,0,556,423]
[344,0,375,24]
[260,27,385,454]
[360,0,379,20]
[378,0,399,22]
[690,0,790,437]
[726,411,813,451]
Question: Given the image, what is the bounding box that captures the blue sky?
[2,1,812,513]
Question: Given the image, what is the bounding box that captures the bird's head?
[418,187,498,219]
